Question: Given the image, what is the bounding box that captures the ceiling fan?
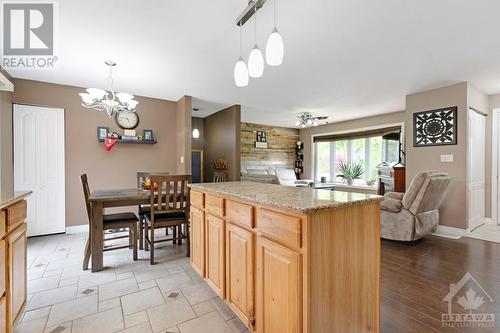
[295,112,328,128]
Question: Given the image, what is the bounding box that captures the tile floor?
[16,231,249,333]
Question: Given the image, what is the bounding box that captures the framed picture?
[143,129,153,141]
[256,130,267,143]
[413,106,457,147]
[97,127,109,140]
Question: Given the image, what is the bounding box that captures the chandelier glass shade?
[266,27,284,66]
[248,45,264,78]
[79,61,138,118]
[192,128,200,139]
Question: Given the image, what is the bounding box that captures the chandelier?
[79,61,138,118]
[295,112,328,128]
[234,0,285,87]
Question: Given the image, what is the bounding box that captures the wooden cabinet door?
[0,296,6,333]
[226,223,254,327]
[190,207,205,276]
[205,213,225,297]
[256,237,301,333]
[8,223,27,327]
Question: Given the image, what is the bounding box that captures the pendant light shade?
[248,45,264,78]
[266,27,284,66]
[192,128,200,139]
[234,56,249,87]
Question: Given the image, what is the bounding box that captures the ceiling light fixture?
[247,6,264,78]
[234,23,249,87]
[192,108,200,138]
[265,0,284,66]
[295,112,328,128]
[79,61,138,118]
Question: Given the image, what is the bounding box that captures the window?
[313,131,401,186]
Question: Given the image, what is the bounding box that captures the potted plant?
[366,176,378,186]
[336,161,364,185]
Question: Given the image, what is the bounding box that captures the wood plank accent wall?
[240,122,299,172]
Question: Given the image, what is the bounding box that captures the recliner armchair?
[381,171,451,241]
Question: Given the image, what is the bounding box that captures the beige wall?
[406,82,468,229]
[300,111,407,180]
[10,79,182,227]
[176,96,192,174]
[204,105,241,182]
[0,88,13,197]
[241,122,299,172]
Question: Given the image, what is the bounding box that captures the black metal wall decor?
[413,106,457,147]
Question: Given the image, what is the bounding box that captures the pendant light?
[266,0,284,66]
[247,6,264,78]
[234,23,249,87]
[192,109,200,138]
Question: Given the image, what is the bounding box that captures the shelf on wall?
[98,139,157,144]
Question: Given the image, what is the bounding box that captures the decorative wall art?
[413,106,457,147]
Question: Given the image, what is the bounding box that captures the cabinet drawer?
[205,195,224,217]
[226,200,254,229]
[257,209,302,248]
[191,190,204,209]
[0,211,5,238]
[7,200,27,230]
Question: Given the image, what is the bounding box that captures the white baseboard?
[485,218,496,225]
[432,225,466,239]
[65,224,88,234]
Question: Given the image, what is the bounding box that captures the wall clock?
[115,111,139,129]
[413,106,457,147]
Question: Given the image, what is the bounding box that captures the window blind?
[313,126,401,143]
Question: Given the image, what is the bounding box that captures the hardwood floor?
[381,235,500,333]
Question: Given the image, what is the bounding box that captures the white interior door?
[467,108,486,231]
[14,104,65,237]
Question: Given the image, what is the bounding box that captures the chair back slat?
[80,174,92,224]
[148,175,192,224]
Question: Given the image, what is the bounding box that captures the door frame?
[492,108,500,225]
[466,107,486,231]
[192,149,204,183]
[13,103,66,236]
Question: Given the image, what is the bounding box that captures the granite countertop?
[0,191,32,210]
[189,181,382,213]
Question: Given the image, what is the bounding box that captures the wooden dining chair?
[81,174,139,270]
[143,175,191,265]
[136,172,170,250]
[213,171,228,182]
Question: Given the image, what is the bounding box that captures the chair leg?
[139,215,144,250]
[144,222,150,251]
[132,225,138,261]
[186,222,190,257]
[82,236,91,270]
[178,224,183,246]
[128,229,133,250]
[150,225,155,265]
[173,226,177,244]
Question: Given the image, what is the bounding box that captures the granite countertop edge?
[189,183,382,214]
[0,191,32,210]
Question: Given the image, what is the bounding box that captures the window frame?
[311,123,405,186]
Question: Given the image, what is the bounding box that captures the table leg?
[91,201,104,272]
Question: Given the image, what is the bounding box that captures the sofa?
[380,171,451,241]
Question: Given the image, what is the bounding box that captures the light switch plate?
[440,154,454,162]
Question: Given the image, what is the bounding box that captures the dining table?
[88,188,151,272]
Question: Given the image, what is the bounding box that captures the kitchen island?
[188,181,382,333]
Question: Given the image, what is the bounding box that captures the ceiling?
[8,0,500,127]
